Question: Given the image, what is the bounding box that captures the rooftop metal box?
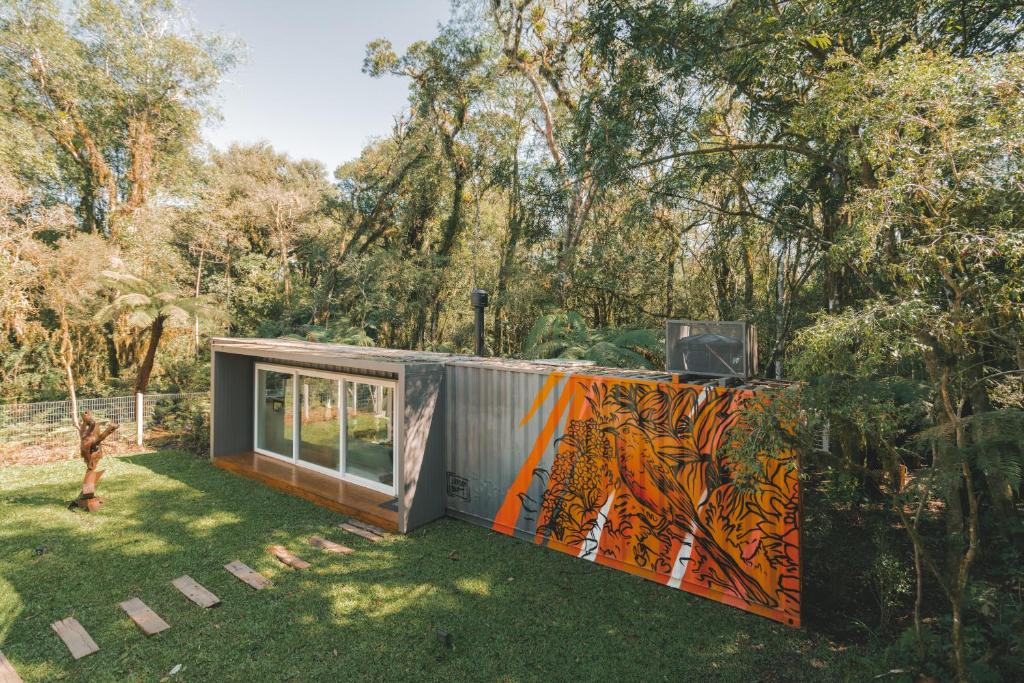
[665,320,758,379]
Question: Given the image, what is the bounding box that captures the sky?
[182,0,452,174]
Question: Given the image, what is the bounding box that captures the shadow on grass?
[0,452,868,682]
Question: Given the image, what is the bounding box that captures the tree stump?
[68,412,118,512]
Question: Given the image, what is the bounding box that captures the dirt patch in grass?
[0,430,177,468]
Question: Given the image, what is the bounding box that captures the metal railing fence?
[0,392,209,455]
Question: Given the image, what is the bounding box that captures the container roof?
[211,337,460,366]
[211,337,790,390]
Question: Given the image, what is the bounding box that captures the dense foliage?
[1,0,1021,680]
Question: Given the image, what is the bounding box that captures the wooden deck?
[213,452,399,532]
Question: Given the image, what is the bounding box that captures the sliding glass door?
[255,368,294,458]
[297,374,342,471]
[253,363,396,494]
[345,382,395,488]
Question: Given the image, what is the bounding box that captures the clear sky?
[182,0,452,174]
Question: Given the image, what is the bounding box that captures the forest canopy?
[1,0,1022,680]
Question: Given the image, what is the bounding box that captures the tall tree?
[0,0,236,237]
[365,27,493,346]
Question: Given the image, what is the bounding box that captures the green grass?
[1,452,869,681]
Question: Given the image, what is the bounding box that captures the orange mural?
[492,375,801,626]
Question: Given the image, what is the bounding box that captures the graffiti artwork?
[490,374,801,626]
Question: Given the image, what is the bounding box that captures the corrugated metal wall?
[445,363,562,536]
[443,361,802,627]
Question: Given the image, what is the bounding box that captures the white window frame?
[253,363,299,464]
[253,362,398,496]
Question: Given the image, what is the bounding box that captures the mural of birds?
[613,421,775,608]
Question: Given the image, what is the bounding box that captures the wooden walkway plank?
[308,535,354,555]
[0,651,24,683]
[119,598,170,636]
[339,522,384,543]
[268,545,311,570]
[346,519,390,537]
[224,560,272,590]
[213,453,399,532]
[50,618,99,660]
[172,575,221,608]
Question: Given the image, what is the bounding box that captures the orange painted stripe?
[519,372,565,427]
[535,382,588,546]
[492,377,576,533]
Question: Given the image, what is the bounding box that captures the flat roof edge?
[211,337,792,390]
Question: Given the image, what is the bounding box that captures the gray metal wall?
[401,364,447,532]
[444,363,563,538]
[211,351,254,457]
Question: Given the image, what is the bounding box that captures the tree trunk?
[278,228,291,300]
[134,314,167,394]
[911,509,925,661]
[103,320,120,378]
[53,312,80,428]
[495,158,524,356]
[665,233,678,319]
[773,244,787,378]
[194,248,205,355]
[62,354,79,430]
[741,243,754,313]
[81,175,99,234]
[969,374,1017,522]
[949,455,981,683]
[421,165,467,348]
[225,255,233,335]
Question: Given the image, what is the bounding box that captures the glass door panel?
[344,382,394,488]
[256,369,294,458]
[297,374,341,470]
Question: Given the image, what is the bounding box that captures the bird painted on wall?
[612,411,775,608]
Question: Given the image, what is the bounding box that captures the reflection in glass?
[345,382,394,486]
[297,375,341,470]
[256,369,294,457]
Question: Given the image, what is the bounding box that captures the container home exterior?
[210,338,801,626]
[210,338,448,533]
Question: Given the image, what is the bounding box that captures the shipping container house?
[210,337,801,626]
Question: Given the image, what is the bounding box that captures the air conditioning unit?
[665,320,758,380]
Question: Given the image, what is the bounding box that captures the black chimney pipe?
[471,289,489,356]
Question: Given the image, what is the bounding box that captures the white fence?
[0,392,209,455]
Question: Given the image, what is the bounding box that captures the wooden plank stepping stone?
[119,598,170,636]
[308,535,354,554]
[0,650,24,683]
[339,521,385,542]
[268,545,311,570]
[50,617,99,660]
[347,519,390,536]
[172,575,221,608]
[224,560,272,590]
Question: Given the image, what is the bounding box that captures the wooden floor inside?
[213,452,399,532]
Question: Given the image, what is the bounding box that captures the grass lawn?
[1,452,869,681]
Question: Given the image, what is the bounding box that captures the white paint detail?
[670,385,712,589]
[668,530,695,589]
[579,487,616,561]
